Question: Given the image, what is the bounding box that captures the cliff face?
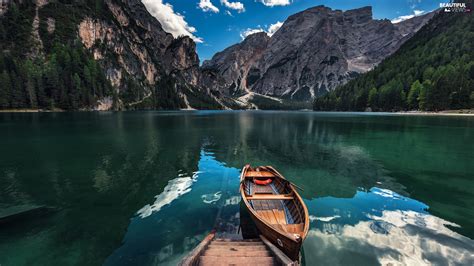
[202,32,270,96]
[0,0,227,110]
[76,0,223,109]
[203,6,434,101]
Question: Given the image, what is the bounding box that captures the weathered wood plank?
[272,209,287,225]
[204,250,271,257]
[214,238,261,242]
[247,195,294,200]
[206,245,268,251]
[179,232,215,266]
[260,235,298,266]
[199,255,275,266]
[208,241,265,246]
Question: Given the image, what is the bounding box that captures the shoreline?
[393,110,474,116]
[0,109,64,113]
[1,109,473,116]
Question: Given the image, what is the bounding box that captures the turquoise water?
[0,111,473,265]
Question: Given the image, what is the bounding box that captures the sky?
[141,0,444,62]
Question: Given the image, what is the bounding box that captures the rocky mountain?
[0,0,232,110]
[203,6,435,102]
[202,32,270,96]
[75,0,221,109]
[0,1,436,111]
[314,5,473,112]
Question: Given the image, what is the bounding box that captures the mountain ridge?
[203,5,435,104]
[0,1,439,111]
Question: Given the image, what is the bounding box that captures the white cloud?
[240,28,265,39]
[259,0,291,7]
[240,21,283,40]
[225,10,234,17]
[391,9,425,23]
[198,0,220,13]
[413,9,424,15]
[267,21,283,36]
[141,0,203,43]
[391,14,415,23]
[221,0,245,12]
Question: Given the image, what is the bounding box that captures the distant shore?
[393,109,474,116]
[0,109,64,113]
[1,108,473,116]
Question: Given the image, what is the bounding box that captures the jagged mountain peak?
[243,31,270,44]
[203,5,434,102]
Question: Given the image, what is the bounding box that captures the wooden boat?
[239,165,309,261]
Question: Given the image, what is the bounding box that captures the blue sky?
[141,0,443,62]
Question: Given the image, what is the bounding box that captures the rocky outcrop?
[29,1,44,58]
[1,0,231,110]
[202,32,270,95]
[203,6,435,101]
[74,0,226,109]
[0,0,11,16]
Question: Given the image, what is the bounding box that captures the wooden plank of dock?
[179,234,298,266]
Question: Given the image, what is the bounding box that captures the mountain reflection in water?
[0,111,473,266]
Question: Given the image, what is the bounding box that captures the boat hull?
[244,202,302,260]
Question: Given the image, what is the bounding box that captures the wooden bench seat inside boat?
[246,194,294,200]
[245,171,275,178]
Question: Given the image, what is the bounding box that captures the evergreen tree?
[0,1,115,111]
[407,80,423,110]
[70,73,82,109]
[10,73,27,108]
[418,80,433,111]
[0,70,12,108]
[431,76,450,111]
[368,87,378,109]
[36,75,48,108]
[24,60,38,109]
[470,92,474,108]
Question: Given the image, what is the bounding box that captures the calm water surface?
[0,111,473,265]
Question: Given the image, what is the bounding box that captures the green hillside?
[0,1,115,111]
[314,9,474,112]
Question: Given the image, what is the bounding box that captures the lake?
[0,111,473,265]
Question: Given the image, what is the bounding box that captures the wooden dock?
[179,232,298,266]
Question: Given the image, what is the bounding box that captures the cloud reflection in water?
[137,171,199,218]
[305,188,474,265]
